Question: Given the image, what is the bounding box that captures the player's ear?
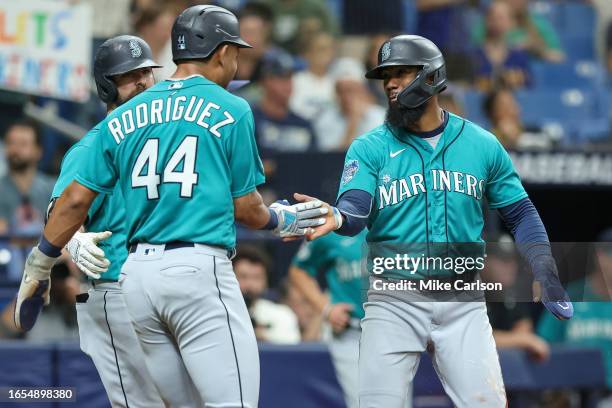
[216,44,229,68]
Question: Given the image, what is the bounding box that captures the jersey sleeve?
[225,110,266,198]
[52,145,89,199]
[74,124,119,195]
[337,138,379,199]
[291,239,327,277]
[53,144,103,223]
[485,141,528,208]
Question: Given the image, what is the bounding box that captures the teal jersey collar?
[386,111,464,155]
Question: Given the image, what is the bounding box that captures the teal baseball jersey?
[52,125,127,281]
[75,75,265,249]
[338,112,527,278]
[292,229,368,319]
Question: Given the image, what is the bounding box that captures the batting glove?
[532,258,573,320]
[14,247,56,331]
[270,200,328,237]
[66,231,112,279]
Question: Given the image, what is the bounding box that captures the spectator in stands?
[133,2,178,81]
[538,229,612,393]
[483,86,524,148]
[0,120,55,237]
[252,49,317,155]
[504,0,564,63]
[283,280,322,341]
[314,58,385,152]
[474,1,532,92]
[236,2,275,82]
[416,0,474,80]
[471,0,564,63]
[290,31,337,121]
[483,239,550,362]
[261,0,338,54]
[483,86,553,150]
[234,246,301,344]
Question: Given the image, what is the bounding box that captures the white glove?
[66,231,112,279]
[269,200,328,237]
[14,247,56,331]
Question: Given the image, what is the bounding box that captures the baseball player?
[15,5,326,408]
[297,35,574,408]
[49,35,164,407]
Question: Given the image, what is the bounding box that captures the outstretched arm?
[497,197,573,320]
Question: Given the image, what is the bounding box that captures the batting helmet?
[94,35,161,104]
[171,5,252,63]
[366,35,447,109]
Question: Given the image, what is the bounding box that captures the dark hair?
[483,86,512,121]
[4,119,42,147]
[238,2,274,24]
[232,244,271,273]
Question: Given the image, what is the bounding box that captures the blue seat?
[561,34,596,61]
[531,61,606,89]
[560,2,596,38]
[515,87,610,142]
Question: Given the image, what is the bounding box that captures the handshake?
[269,193,343,239]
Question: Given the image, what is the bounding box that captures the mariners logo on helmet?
[381,42,391,62]
[129,40,142,58]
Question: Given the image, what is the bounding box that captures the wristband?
[38,235,62,258]
[262,208,279,230]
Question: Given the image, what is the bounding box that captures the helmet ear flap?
[96,74,118,104]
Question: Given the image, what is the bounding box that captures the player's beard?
[385,100,428,132]
[116,83,147,106]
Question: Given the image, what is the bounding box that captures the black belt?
[129,241,195,253]
[129,241,236,259]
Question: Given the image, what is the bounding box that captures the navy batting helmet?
[171,5,252,63]
[366,35,447,109]
[93,35,161,104]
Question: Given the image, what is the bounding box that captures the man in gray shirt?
[0,120,55,279]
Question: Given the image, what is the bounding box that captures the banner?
[510,151,612,186]
[0,0,92,102]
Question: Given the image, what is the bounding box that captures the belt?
[129,241,236,259]
[129,241,194,253]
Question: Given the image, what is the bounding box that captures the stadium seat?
[515,87,610,142]
[462,87,610,144]
[560,2,596,38]
[531,61,606,90]
[561,34,596,61]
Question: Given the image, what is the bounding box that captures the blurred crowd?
[0,0,611,404]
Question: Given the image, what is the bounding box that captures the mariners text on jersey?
[107,95,236,144]
[378,169,485,209]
